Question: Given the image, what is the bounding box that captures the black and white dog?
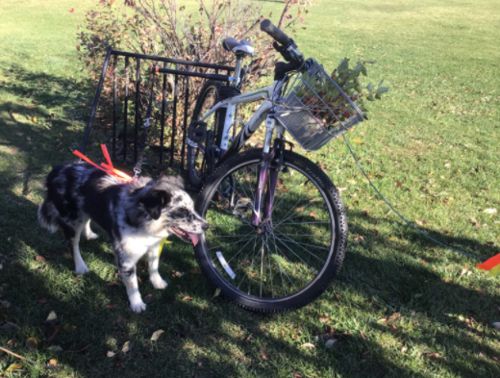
[38,163,207,313]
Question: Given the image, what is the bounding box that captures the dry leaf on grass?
[46,311,57,322]
[301,342,315,350]
[121,341,130,354]
[423,351,442,360]
[26,337,39,349]
[47,358,58,368]
[106,351,116,358]
[5,362,23,373]
[150,329,165,342]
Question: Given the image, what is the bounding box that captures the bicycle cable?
[341,133,478,260]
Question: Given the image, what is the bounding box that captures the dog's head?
[130,175,207,245]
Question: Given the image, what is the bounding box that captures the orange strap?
[73,145,133,181]
[476,253,500,271]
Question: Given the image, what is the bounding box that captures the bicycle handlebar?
[260,19,304,67]
[260,19,293,47]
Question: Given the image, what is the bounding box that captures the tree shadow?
[0,65,498,376]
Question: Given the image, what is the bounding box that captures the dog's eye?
[170,207,190,219]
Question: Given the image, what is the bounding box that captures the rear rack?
[80,47,234,175]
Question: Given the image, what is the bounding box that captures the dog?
[37,163,207,313]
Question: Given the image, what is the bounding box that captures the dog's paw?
[75,264,90,275]
[130,300,147,313]
[150,275,168,290]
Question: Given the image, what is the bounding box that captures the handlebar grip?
[260,19,292,47]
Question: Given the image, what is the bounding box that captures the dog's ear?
[139,190,171,220]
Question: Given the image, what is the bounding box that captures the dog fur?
[38,163,207,313]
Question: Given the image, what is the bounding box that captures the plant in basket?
[331,58,389,116]
[295,59,388,129]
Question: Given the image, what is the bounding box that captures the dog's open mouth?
[169,227,200,246]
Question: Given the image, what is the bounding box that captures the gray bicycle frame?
[197,81,286,156]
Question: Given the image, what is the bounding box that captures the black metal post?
[79,47,112,153]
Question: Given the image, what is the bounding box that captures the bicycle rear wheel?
[187,81,225,189]
[195,149,348,312]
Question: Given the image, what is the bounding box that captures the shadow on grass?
[0,66,498,377]
[0,187,425,377]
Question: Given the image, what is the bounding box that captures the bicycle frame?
[197,81,286,154]
[196,79,288,226]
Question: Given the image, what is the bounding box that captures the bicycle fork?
[252,117,284,228]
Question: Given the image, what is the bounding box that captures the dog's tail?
[38,165,65,233]
[37,199,59,233]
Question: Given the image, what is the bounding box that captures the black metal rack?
[80,47,234,174]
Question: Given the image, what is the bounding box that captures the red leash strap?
[72,145,133,181]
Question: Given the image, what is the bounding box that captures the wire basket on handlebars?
[276,59,365,151]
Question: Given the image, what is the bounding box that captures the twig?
[0,346,27,361]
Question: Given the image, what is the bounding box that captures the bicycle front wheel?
[195,149,348,312]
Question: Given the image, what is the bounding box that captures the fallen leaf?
[469,217,480,228]
[47,358,58,368]
[150,329,165,342]
[260,349,269,361]
[353,235,365,243]
[106,351,116,358]
[301,342,315,350]
[423,351,442,360]
[121,341,130,354]
[319,314,330,324]
[5,363,23,373]
[171,270,185,278]
[212,288,221,298]
[459,267,472,278]
[46,311,57,322]
[292,372,303,378]
[181,295,193,302]
[35,255,46,262]
[387,312,401,323]
[483,208,497,215]
[26,337,39,349]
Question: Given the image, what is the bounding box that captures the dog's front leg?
[147,244,168,290]
[115,246,146,313]
[120,266,146,313]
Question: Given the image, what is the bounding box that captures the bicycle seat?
[222,38,254,56]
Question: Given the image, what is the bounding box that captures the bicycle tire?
[195,149,348,312]
[187,81,226,188]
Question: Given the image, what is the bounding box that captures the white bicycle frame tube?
[198,83,278,152]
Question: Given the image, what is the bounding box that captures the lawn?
[0,0,499,377]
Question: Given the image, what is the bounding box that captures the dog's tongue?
[189,233,199,246]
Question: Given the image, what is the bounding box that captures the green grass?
[0,0,499,377]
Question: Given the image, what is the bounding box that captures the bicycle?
[186,20,365,312]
